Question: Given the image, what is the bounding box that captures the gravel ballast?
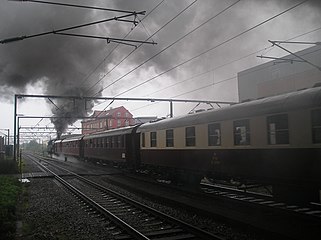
[17,178,115,240]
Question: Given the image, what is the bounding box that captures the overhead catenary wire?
[94,23,321,113]
[25,1,316,135]
[142,25,321,98]
[72,0,166,99]
[38,0,166,131]
[9,0,146,15]
[130,75,237,113]
[93,0,198,118]
[0,12,144,44]
[95,0,241,96]
[87,0,198,97]
[110,0,309,98]
[127,24,321,114]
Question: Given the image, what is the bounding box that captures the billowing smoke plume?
[51,98,95,139]
[1,0,321,135]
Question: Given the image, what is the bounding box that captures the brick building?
[81,106,135,135]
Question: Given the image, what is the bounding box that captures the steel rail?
[34,154,224,240]
[24,153,150,239]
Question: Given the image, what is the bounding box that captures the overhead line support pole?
[269,40,321,71]
[1,12,144,44]
[15,94,236,105]
[13,95,17,162]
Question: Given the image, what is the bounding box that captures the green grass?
[0,176,21,239]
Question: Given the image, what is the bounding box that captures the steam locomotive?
[51,86,321,203]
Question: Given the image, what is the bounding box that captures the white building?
[238,45,321,102]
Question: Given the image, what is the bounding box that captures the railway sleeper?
[144,228,195,239]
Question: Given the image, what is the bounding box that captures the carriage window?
[106,137,110,148]
[208,123,221,146]
[166,129,174,147]
[90,139,93,148]
[113,136,117,148]
[110,137,114,148]
[150,132,157,147]
[142,133,145,147]
[234,120,250,145]
[117,136,121,148]
[185,126,195,146]
[267,114,289,145]
[312,109,321,144]
[121,135,125,148]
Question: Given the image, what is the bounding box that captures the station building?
[238,45,321,102]
[81,106,135,135]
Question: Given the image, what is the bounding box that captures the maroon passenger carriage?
[82,126,140,168]
[61,135,83,157]
[137,86,321,203]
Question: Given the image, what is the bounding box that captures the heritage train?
[51,86,321,203]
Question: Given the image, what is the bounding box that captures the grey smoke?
[0,0,321,135]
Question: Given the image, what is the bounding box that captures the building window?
[109,119,113,127]
[117,120,121,127]
[125,112,129,118]
[117,112,121,117]
[185,126,195,146]
[142,133,145,147]
[267,114,289,145]
[166,129,174,147]
[234,119,250,145]
[208,123,221,146]
[312,109,321,144]
[150,132,157,147]
[99,121,103,128]
[125,120,129,126]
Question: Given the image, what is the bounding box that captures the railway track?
[109,170,321,221]
[102,169,321,239]
[24,153,223,240]
[200,182,321,219]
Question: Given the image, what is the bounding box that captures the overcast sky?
[0,0,321,141]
